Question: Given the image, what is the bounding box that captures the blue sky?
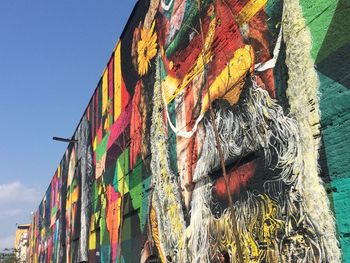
[0,0,135,251]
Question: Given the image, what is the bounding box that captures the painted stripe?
[114,42,122,122]
[102,69,108,114]
[236,0,268,25]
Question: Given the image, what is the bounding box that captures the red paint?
[107,102,132,151]
[121,78,130,110]
[91,95,96,143]
[97,126,103,145]
[129,81,143,169]
[185,86,196,186]
[248,13,276,97]
[214,161,256,197]
[108,55,114,118]
[206,0,245,86]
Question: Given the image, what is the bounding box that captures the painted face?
[147,0,335,262]
[156,0,276,208]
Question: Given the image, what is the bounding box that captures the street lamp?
[52,137,78,143]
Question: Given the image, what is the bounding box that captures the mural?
[28,0,348,262]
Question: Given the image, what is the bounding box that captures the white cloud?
[0,181,41,203]
[0,235,14,252]
[0,181,41,247]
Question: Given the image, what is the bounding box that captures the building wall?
[299,0,350,261]
[28,0,349,262]
[14,225,29,263]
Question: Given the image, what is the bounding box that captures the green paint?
[114,148,129,194]
[51,205,57,219]
[96,131,110,162]
[129,161,142,190]
[162,0,174,20]
[92,181,98,212]
[141,176,151,230]
[121,218,132,261]
[165,1,198,57]
[317,0,350,63]
[164,0,213,58]
[129,163,143,221]
[100,192,111,263]
[299,0,338,59]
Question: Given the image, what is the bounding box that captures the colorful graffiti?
[28,0,348,262]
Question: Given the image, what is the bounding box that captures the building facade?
[14,224,30,263]
[28,0,350,262]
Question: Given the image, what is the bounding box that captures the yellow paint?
[237,0,268,25]
[261,195,284,245]
[93,136,97,151]
[238,195,283,262]
[66,197,71,210]
[201,45,254,113]
[71,187,79,203]
[89,216,97,250]
[40,228,45,239]
[137,21,158,76]
[102,69,108,114]
[14,224,30,256]
[163,17,217,103]
[150,206,166,262]
[103,117,110,131]
[162,1,264,107]
[163,76,179,102]
[158,135,184,250]
[117,157,129,195]
[114,42,122,121]
[67,148,76,186]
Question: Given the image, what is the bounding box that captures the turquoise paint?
[167,100,179,177]
[319,72,350,261]
[319,72,350,180]
[331,177,350,262]
[141,175,151,230]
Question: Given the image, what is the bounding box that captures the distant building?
[14,224,30,263]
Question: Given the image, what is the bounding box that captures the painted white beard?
[151,57,338,262]
[186,82,333,262]
[193,78,302,187]
[186,81,300,262]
